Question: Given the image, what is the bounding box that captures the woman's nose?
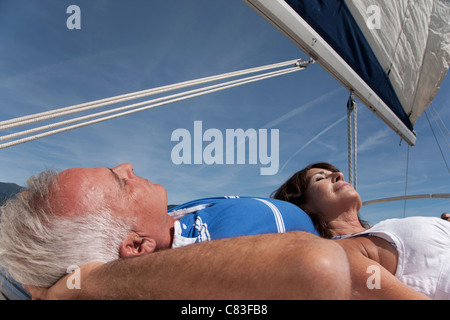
[332,171,344,183]
[113,163,135,178]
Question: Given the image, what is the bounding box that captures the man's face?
[52,163,170,245]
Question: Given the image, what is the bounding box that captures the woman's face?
[302,168,362,220]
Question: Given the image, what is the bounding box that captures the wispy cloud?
[280,115,347,173]
[358,128,391,152]
[262,87,344,129]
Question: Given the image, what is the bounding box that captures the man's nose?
[113,163,134,178]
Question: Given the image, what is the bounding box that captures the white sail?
[346,0,450,125]
[244,0,450,146]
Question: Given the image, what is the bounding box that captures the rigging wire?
[363,193,450,206]
[363,105,450,210]
[386,0,414,76]
[430,104,449,135]
[425,110,450,174]
[0,68,298,143]
[0,58,302,131]
[428,104,450,149]
[0,59,309,150]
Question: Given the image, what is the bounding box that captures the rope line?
[403,144,410,218]
[347,99,353,186]
[347,93,357,190]
[0,59,302,131]
[0,59,308,149]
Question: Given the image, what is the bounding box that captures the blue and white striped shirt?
[169,196,318,248]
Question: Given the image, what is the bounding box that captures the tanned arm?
[336,238,430,300]
[26,232,351,300]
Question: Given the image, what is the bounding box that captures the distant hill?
[0,182,24,206]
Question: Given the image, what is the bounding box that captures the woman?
[273,162,450,299]
[272,162,369,238]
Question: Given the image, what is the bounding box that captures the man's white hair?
[0,169,135,287]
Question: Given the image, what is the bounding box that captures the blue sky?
[0,0,448,225]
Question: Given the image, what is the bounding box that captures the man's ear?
[119,232,157,258]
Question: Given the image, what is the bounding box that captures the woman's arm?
[337,238,430,300]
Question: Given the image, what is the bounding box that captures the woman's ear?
[119,232,157,258]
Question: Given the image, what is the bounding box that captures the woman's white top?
[355,217,450,299]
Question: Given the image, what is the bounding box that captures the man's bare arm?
[27,232,351,300]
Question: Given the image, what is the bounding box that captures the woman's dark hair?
[271,162,368,238]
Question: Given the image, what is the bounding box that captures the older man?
[1,163,352,299]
